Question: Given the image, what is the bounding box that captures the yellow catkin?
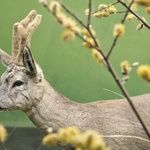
[0,124,7,143]
[92,49,103,64]
[43,134,58,146]
[55,12,80,35]
[61,30,75,42]
[82,37,95,48]
[93,4,110,18]
[84,130,106,150]
[135,0,150,7]
[57,127,80,143]
[146,7,150,14]
[141,17,147,22]
[71,26,81,35]
[131,3,138,11]
[55,12,67,23]
[92,12,103,18]
[39,0,47,5]
[62,17,76,29]
[82,28,96,37]
[109,5,117,13]
[128,0,138,10]
[43,127,109,150]
[120,61,131,75]
[113,23,125,37]
[85,8,90,16]
[136,23,144,30]
[126,13,136,20]
[101,10,110,17]
[49,1,61,14]
[98,4,108,11]
[93,11,110,18]
[137,65,150,81]
[71,130,109,150]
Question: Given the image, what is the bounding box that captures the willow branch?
[56,0,87,29]
[106,0,134,59]
[56,0,102,55]
[87,0,92,27]
[91,1,119,15]
[118,0,150,29]
[41,0,150,139]
[106,62,150,139]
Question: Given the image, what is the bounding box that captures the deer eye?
[12,80,24,88]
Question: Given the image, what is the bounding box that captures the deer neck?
[25,79,83,133]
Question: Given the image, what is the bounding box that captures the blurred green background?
[0,0,150,127]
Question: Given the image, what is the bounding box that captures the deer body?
[26,79,150,149]
[0,10,150,149]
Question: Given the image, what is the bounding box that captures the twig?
[87,0,92,27]
[105,0,150,138]
[115,10,128,13]
[76,34,108,67]
[91,1,119,15]
[121,0,135,23]
[106,60,150,139]
[118,0,150,29]
[106,35,119,60]
[56,0,87,29]
[56,0,103,57]
[86,0,101,51]
[106,0,134,59]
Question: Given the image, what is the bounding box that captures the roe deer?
[0,10,150,150]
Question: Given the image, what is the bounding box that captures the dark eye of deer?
[12,80,24,88]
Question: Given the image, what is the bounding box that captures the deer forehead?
[1,65,27,83]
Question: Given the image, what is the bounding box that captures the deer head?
[0,10,44,112]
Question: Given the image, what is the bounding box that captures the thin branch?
[106,61,150,139]
[56,0,102,56]
[118,0,150,29]
[76,33,108,67]
[91,1,119,15]
[43,0,106,65]
[87,0,92,27]
[106,35,119,60]
[121,0,135,23]
[56,0,87,29]
[106,0,134,59]
[115,10,128,13]
[86,28,100,47]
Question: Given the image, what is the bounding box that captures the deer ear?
[23,46,37,75]
[0,49,11,67]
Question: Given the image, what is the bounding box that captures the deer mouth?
[0,107,8,111]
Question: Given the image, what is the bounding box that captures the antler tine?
[20,10,37,27]
[26,14,42,48]
[12,10,37,60]
[0,49,11,67]
[12,23,21,61]
[12,10,42,66]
